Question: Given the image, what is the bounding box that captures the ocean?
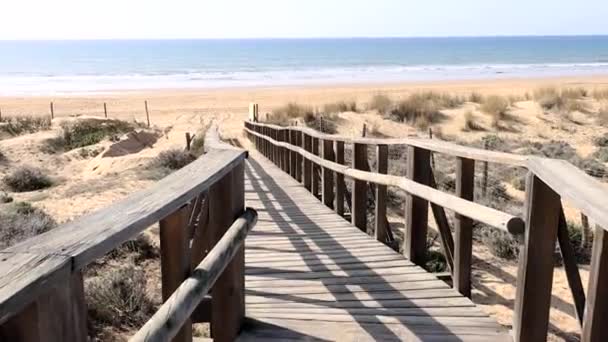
[1,36,608,95]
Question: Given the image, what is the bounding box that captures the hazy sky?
[1,0,607,39]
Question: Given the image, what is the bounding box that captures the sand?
[2,74,608,341]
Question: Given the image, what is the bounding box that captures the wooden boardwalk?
[239,153,511,341]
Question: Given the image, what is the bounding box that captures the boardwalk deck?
[239,153,511,341]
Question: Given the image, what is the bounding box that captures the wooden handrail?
[131,208,257,342]
[245,126,523,234]
[249,121,528,166]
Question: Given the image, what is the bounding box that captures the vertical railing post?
[513,172,560,342]
[582,226,608,341]
[296,130,303,183]
[322,139,335,209]
[209,163,245,342]
[282,130,289,173]
[334,141,345,216]
[375,145,388,242]
[404,146,431,265]
[303,133,312,191]
[0,272,88,342]
[454,157,475,298]
[160,205,193,342]
[352,143,367,231]
[311,137,320,198]
[289,129,297,179]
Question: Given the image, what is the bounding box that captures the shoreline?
[2,73,608,99]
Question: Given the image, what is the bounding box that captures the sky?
[1,0,607,40]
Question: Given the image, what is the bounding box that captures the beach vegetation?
[85,265,156,333]
[267,103,314,126]
[155,149,196,170]
[478,226,520,259]
[303,113,338,134]
[468,92,484,103]
[389,92,460,128]
[593,147,608,163]
[0,115,52,137]
[45,118,136,153]
[594,133,608,147]
[592,88,608,101]
[480,95,509,127]
[597,105,608,126]
[0,201,56,249]
[462,110,484,131]
[368,94,393,114]
[3,166,53,192]
[534,86,590,113]
[323,100,357,113]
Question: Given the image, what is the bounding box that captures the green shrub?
[0,191,13,203]
[3,166,53,192]
[479,227,520,259]
[0,115,52,136]
[423,250,448,273]
[594,147,608,162]
[368,94,393,114]
[0,201,56,249]
[85,265,156,330]
[106,234,159,262]
[155,149,196,170]
[323,101,357,113]
[46,119,135,152]
[511,175,526,191]
[595,134,608,147]
[564,222,592,263]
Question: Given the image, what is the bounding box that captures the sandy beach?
[2,74,608,340]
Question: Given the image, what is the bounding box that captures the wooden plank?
[334,141,345,216]
[454,157,474,298]
[245,288,463,303]
[513,173,560,342]
[160,205,193,342]
[322,139,335,209]
[295,131,303,182]
[582,226,608,342]
[311,137,320,197]
[352,143,367,231]
[404,146,431,265]
[246,296,472,309]
[289,130,297,178]
[429,172,455,272]
[375,144,389,243]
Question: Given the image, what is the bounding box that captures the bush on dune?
[46,119,136,153]
[534,86,590,113]
[462,110,484,131]
[389,92,461,129]
[3,166,53,192]
[592,88,608,101]
[0,201,56,249]
[0,115,52,136]
[266,103,314,126]
[480,95,509,127]
[368,94,393,114]
[155,149,196,170]
[323,101,357,114]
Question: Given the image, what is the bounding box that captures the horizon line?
[1,34,608,41]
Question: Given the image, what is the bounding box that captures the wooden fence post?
[404,146,431,265]
[160,205,193,342]
[296,131,303,182]
[334,141,345,216]
[282,130,289,173]
[289,130,297,178]
[0,272,88,342]
[454,157,475,298]
[303,134,312,191]
[513,172,560,342]
[322,139,335,209]
[352,143,367,231]
[375,145,389,242]
[209,164,245,341]
[582,226,608,341]
[311,137,320,198]
[103,102,108,118]
[50,102,54,119]
[145,100,150,127]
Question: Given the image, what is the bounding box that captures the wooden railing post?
[289,129,297,178]
[513,172,560,342]
[352,143,367,231]
[375,145,388,242]
[334,141,345,216]
[404,146,431,265]
[311,137,320,197]
[582,226,608,341]
[296,131,303,183]
[322,139,335,209]
[0,272,88,342]
[454,157,474,298]
[160,205,193,342]
[209,163,246,342]
[303,134,312,191]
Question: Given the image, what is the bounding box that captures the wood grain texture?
[582,226,608,342]
[454,158,474,298]
[352,143,367,231]
[404,146,431,265]
[241,152,510,341]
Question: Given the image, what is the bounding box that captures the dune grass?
[388,92,461,129]
[368,94,393,114]
[323,100,357,114]
[462,110,485,131]
[0,201,56,249]
[3,166,53,192]
[0,115,52,136]
[534,86,590,113]
[480,95,509,128]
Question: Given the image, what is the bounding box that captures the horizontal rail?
[245,126,524,234]
[528,157,608,232]
[249,121,528,166]
[131,208,258,342]
[0,127,247,325]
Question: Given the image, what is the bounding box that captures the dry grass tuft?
[323,100,357,114]
[0,115,52,136]
[534,86,590,113]
[468,92,484,103]
[597,105,608,126]
[0,201,56,249]
[368,94,393,114]
[462,110,485,131]
[156,149,196,170]
[45,119,137,153]
[592,88,608,101]
[480,95,509,127]
[267,103,314,126]
[3,166,53,192]
[388,92,461,129]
